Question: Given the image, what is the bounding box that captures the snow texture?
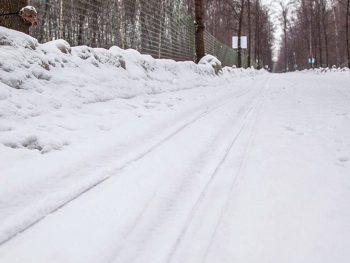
[0,27,349,263]
[198,54,222,75]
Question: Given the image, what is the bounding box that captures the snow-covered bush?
[198,55,222,75]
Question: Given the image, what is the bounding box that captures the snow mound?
[0,27,214,154]
[0,26,261,154]
[223,66,268,78]
[199,55,222,75]
[0,26,38,49]
[41,39,71,54]
[301,67,350,74]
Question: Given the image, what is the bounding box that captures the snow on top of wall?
[0,26,266,153]
[301,67,350,74]
[198,55,222,75]
[0,26,38,49]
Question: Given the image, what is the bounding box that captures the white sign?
[308,57,315,64]
[232,36,247,49]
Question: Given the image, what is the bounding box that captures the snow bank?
[301,67,350,74]
[0,27,269,248]
[198,54,222,75]
[223,66,268,78]
[0,26,264,154]
[0,27,208,153]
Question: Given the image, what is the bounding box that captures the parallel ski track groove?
[0,89,251,247]
[166,81,268,263]
[202,82,268,263]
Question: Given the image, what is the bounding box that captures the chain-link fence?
[204,31,239,67]
[28,0,238,66]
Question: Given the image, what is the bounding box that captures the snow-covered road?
[0,72,349,263]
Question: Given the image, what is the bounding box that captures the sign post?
[232,36,248,49]
[308,57,315,68]
[232,36,247,68]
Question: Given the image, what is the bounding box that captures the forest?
[1,0,350,71]
[276,0,350,71]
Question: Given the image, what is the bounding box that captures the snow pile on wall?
[0,26,215,92]
[198,55,222,75]
[301,67,350,74]
[0,27,270,245]
[223,66,267,78]
[0,26,263,153]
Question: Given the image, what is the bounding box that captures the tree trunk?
[317,1,323,67]
[284,21,287,71]
[331,0,340,66]
[237,0,245,68]
[77,1,88,46]
[0,0,30,34]
[282,5,288,72]
[347,0,350,68]
[247,0,251,67]
[195,0,205,63]
[91,0,99,47]
[255,0,261,69]
[59,0,64,39]
[321,0,329,67]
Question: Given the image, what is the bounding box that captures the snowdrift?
[0,26,265,153]
[301,67,350,74]
[0,26,271,246]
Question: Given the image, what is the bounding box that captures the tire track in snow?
[0,89,252,247]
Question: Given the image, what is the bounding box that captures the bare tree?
[255,0,261,68]
[347,0,350,67]
[276,0,350,70]
[320,0,329,66]
[247,0,252,67]
[280,1,289,72]
[195,0,205,62]
[331,0,340,65]
[236,0,245,67]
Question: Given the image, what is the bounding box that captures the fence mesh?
[28,0,238,66]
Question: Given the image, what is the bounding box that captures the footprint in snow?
[98,125,112,131]
[284,125,296,132]
[337,112,349,117]
[144,104,156,109]
[126,104,139,109]
[284,125,304,136]
[338,157,349,163]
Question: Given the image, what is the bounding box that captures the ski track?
[166,79,270,263]
[1,73,349,263]
[107,87,263,261]
[166,89,265,263]
[0,86,254,247]
[109,79,270,263]
[201,80,269,263]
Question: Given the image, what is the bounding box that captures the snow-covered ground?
[0,27,350,263]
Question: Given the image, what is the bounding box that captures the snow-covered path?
[0,72,350,263]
